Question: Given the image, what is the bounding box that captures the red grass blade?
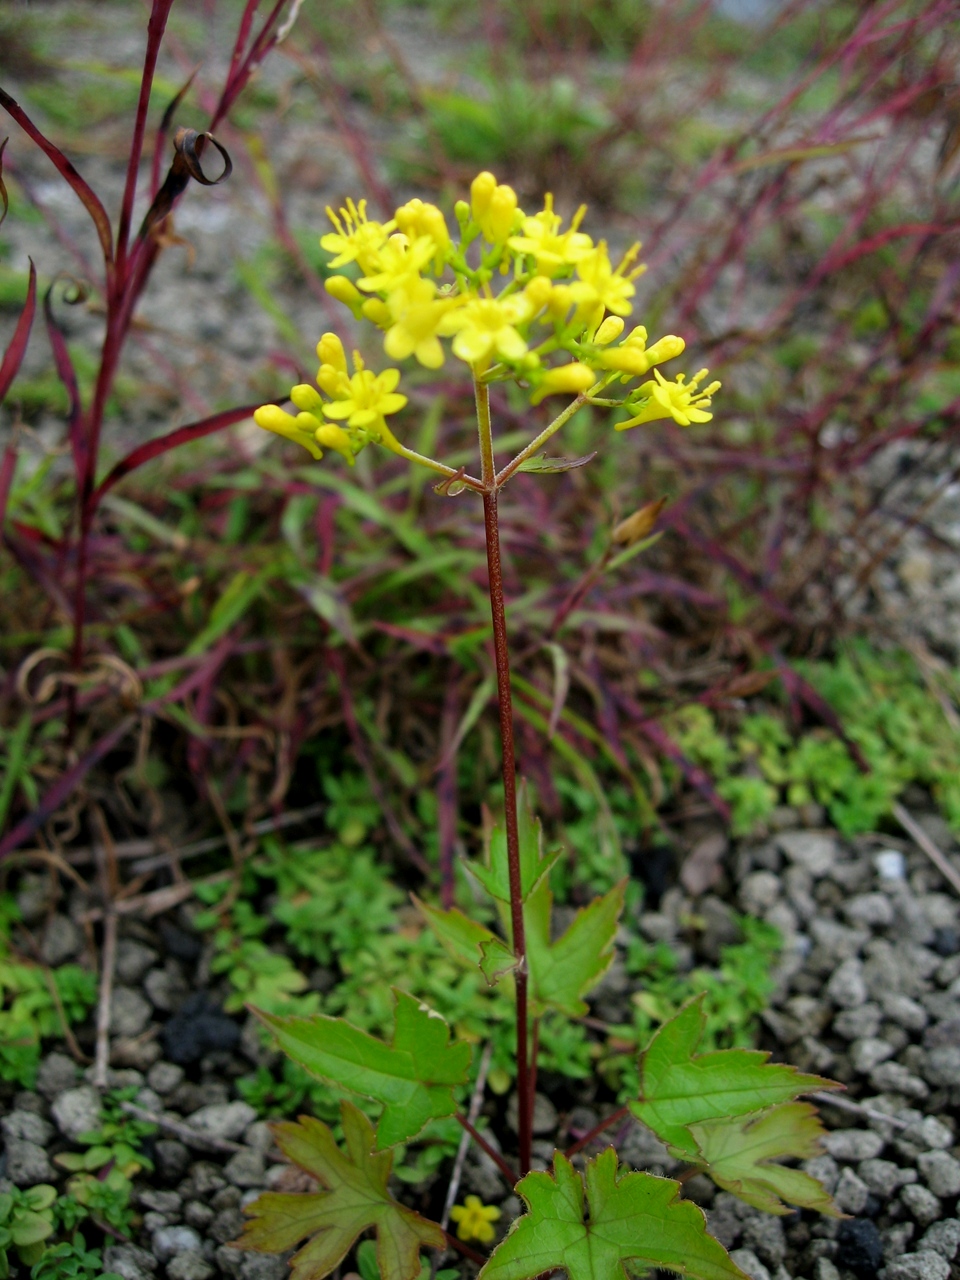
[0,87,114,269]
[0,258,36,402]
[0,715,135,861]
[90,403,264,510]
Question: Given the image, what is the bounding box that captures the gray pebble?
[918,1149,960,1196]
[103,1243,158,1280]
[802,1155,839,1194]
[244,1120,275,1154]
[742,1216,786,1266]
[900,1183,941,1225]
[224,1149,266,1188]
[881,993,929,1032]
[237,1256,289,1280]
[210,1206,246,1244]
[777,831,837,876]
[51,1085,101,1140]
[1,1109,53,1145]
[814,1260,840,1280]
[881,1251,950,1280]
[823,1129,884,1162]
[166,1254,215,1280]
[187,1101,257,1141]
[919,1220,960,1260]
[115,939,159,985]
[40,913,83,965]
[834,1004,882,1040]
[857,1158,916,1193]
[139,1188,182,1216]
[152,1224,203,1263]
[922,1045,960,1087]
[834,1166,870,1214]
[844,893,895,928]
[110,985,153,1037]
[147,1061,185,1095]
[740,871,781,916]
[156,1139,191,1181]
[826,958,868,1008]
[850,1037,895,1074]
[184,1200,215,1229]
[903,1116,953,1151]
[870,1062,930,1099]
[36,1051,79,1098]
[4,1138,55,1185]
[729,1249,771,1280]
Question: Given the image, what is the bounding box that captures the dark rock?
[160,992,241,1064]
[836,1218,884,1277]
[159,920,203,963]
[932,927,959,956]
[210,1205,245,1244]
[155,1139,191,1182]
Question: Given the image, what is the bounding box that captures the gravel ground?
[3,812,960,1280]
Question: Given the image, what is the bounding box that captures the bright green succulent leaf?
[238,1101,445,1280]
[525,877,625,1018]
[469,785,560,906]
[253,989,471,1149]
[480,1148,746,1280]
[688,1102,841,1216]
[631,996,839,1161]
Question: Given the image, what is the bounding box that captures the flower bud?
[470,171,497,223]
[290,384,324,413]
[525,276,554,309]
[529,361,596,405]
[612,497,667,546]
[643,334,685,367]
[253,405,323,459]
[361,297,392,328]
[315,422,355,463]
[325,276,362,310]
[316,333,347,373]
[483,184,518,243]
[454,199,471,231]
[594,316,624,346]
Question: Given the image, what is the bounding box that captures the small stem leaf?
[238,1101,444,1280]
[413,899,517,986]
[479,935,520,985]
[630,996,841,1163]
[480,1149,747,1280]
[253,990,471,1149]
[525,878,625,1018]
[688,1102,841,1217]
[470,783,561,905]
[516,451,596,474]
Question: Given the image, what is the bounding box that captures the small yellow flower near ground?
[450,1195,501,1244]
[617,367,721,430]
[322,354,408,431]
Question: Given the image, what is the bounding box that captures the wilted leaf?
[480,1148,746,1280]
[238,1101,444,1280]
[253,989,471,1149]
[688,1102,840,1216]
[630,996,838,1162]
[612,497,667,547]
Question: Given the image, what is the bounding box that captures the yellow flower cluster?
[450,1195,501,1244]
[253,333,407,465]
[254,171,719,463]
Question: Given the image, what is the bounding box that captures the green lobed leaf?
[688,1102,841,1216]
[480,1148,747,1280]
[238,1101,444,1280]
[525,877,625,1018]
[630,996,839,1162]
[253,989,471,1149]
[469,785,560,907]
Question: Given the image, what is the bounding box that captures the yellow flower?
[320,199,395,274]
[524,276,576,325]
[394,198,450,269]
[596,326,686,377]
[322,352,408,431]
[357,233,435,296]
[530,361,597,404]
[383,276,458,369]
[617,367,720,430]
[508,193,593,276]
[571,241,644,318]
[438,293,532,367]
[470,171,520,244]
[450,1195,501,1244]
[252,405,324,460]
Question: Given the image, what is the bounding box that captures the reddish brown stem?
[481,486,532,1176]
[455,1112,517,1188]
[563,1104,631,1159]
